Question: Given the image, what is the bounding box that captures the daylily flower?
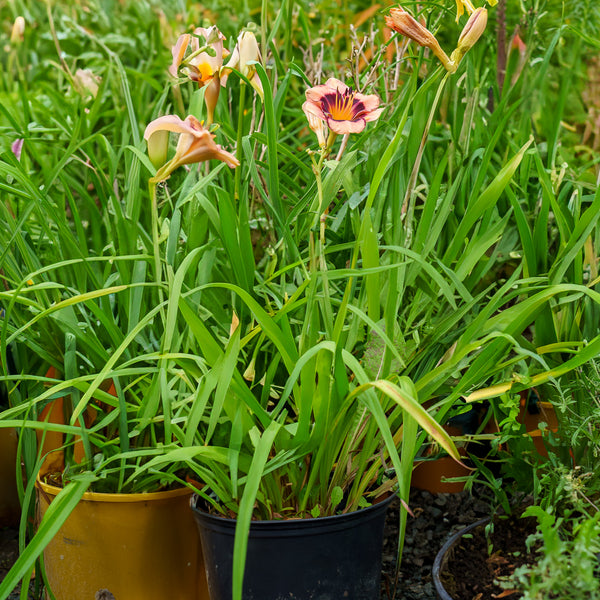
[169,26,228,124]
[456,0,496,21]
[450,8,488,65]
[169,26,228,86]
[220,31,264,99]
[302,78,383,137]
[144,114,239,183]
[385,7,455,73]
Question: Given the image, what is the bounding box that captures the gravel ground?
[0,526,37,600]
[381,487,493,600]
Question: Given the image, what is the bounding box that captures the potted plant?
[120,2,600,599]
[0,3,240,597]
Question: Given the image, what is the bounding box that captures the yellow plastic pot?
[36,480,209,600]
[0,428,20,527]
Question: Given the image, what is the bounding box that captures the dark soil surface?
[439,509,538,600]
[0,526,37,600]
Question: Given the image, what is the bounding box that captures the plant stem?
[234,82,247,202]
[148,180,165,320]
[401,72,450,248]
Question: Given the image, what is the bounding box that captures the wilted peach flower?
[302,78,383,137]
[386,7,455,72]
[144,114,239,183]
[221,31,263,99]
[74,68,100,99]
[169,26,228,86]
[169,26,228,125]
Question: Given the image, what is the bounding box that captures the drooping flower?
[450,7,488,65]
[302,78,383,137]
[144,114,239,183]
[220,31,264,99]
[168,26,228,124]
[169,26,228,86]
[386,7,455,73]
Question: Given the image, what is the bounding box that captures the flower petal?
[323,78,350,95]
[305,83,339,103]
[326,117,366,135]
[169,34,190,78]
[363,107,385,122]
[144,115,191,141]
[354,92,380,113]
[302,100,327,122]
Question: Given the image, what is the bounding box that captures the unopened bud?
[450,8,488,65]
[74,68,100,99]
[10,16,25,44]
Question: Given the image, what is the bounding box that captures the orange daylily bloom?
[302,78,383,136]
[144,114,239,183]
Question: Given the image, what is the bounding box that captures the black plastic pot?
[432,517,490,600]
[191,494,395,600]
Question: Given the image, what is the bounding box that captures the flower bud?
[10,16,25,44]
[386,7,456,73]
[450,7,488,65]
[11,139,23,161]
[74,68,100,99]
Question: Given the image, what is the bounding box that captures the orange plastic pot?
[411,455,472,494]
[519,397,558,457]
[0,427,21,527]
[36,480,208,600]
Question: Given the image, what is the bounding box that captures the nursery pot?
[191,493,395,600]
[36,480,209,600]
[411,456,471,494]
[432,517,490,600]
[0,427,21,527]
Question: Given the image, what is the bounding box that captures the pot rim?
[191,491,396,531]
[36,477,193,503]
[432,516,490,600]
